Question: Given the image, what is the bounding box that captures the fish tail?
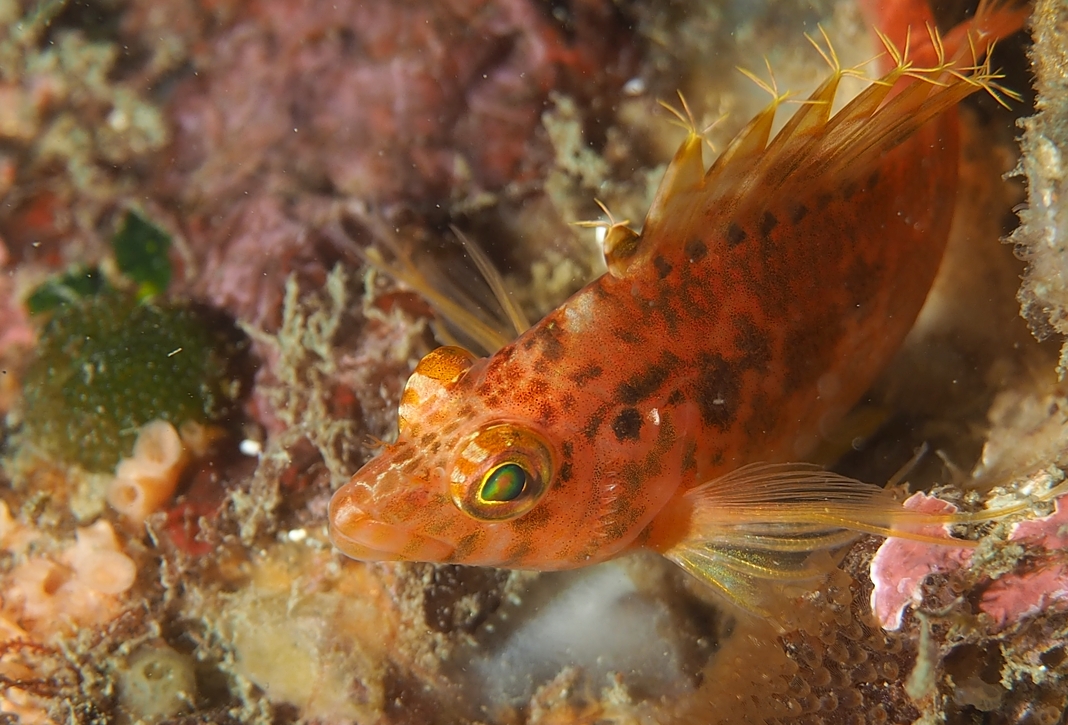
[652,463,1068,618]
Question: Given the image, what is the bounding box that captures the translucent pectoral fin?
[658,461,1068,618]
[665,539,846,621]
[657,463,964,618]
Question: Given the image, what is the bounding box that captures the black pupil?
[482,463,527,502]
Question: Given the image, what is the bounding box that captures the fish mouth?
[328,484,455,563]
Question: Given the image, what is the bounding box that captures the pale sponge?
[5,520,136,637]
[117,643,197,721]
[107,420,188,524]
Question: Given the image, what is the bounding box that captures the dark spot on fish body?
[614,327,644,345]
[583,404,609,441]
[557,460,573,484]
[511,502,553,533]
[725,223,747,249]
[538,326,566,362]
[619,461,644,492]
[733,317,772,370]
[560,391,576,410]
[570,364,603,386]
[759,211,778,241]
[601,502,645,542]
[480,356,516,392]
[590,283,611,304]
[791,203,809,223]
[842,180,859,201]
[673,268,716,322]
[451,531,484,562]
[816,192,833,211]
[391,446,415,465]
[667,389,684,406]
[561,440,573,459]
[503,540,532,565]
[866,169,881,190]
[693,352,741,429]
[537,402,557,426]
[654,293,681,333]
[654,255,673,279]
[686,237,710,261]
[681,439,697,473]
[425,516,458,538]
[611,407,643,442]
[616,352,678,404]
[517,378,550,411]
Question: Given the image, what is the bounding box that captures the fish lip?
[328,483,455,562]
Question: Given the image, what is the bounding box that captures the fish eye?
[450,424,554,522]
[479,462,528,503]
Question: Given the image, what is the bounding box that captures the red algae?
[159,0,634,208]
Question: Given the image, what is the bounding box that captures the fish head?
[329,344,569,567]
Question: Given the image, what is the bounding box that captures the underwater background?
[1,0,1067,723]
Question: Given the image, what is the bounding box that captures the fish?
[329,3,1040,616]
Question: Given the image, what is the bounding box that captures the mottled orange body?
[330,4,1026,608]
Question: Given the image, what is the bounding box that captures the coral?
[116,643,197,722]
[1012,0,1068,375]
[20,290,249,472]
[979,497,1068,628]
[192,541,396,724]
[107,419,190,524]
[869,493,973,630]
[142,0,635,341]
[3,519,136,639]
[159,0,632,210]
[0,0,182,277]
[870,475,1068,632]
[0,500,35,553]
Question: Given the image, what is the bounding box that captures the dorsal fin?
[702,61,791,188]
[573,200,643,279]
[641,94,713,236]
[328,212,523,355]
[629,22,1012,269]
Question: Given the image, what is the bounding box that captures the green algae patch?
[113,210,172,299]
[21,291,250,472]
[25,266,107,314]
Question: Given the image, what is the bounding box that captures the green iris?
[480,463,528,503]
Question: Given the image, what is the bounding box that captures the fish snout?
[328,482,455,563]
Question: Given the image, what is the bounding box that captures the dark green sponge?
[21,291,250,472]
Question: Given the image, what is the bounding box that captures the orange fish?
[330,4,1032,615]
